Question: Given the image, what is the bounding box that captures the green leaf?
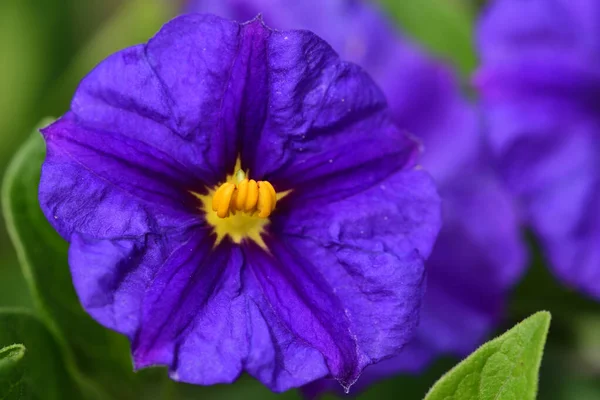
[0,344,26,368]
[0,309,85,400]
[2,127,168,399]
[379,0,477,77]
[425,311,552,400]
[0,344,27,400]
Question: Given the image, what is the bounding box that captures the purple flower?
[38,14,442,392]
[476,0,600,298]
[187,0,527,394]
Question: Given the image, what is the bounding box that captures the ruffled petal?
[131,231,330,391]
[300,163,525,395]
[268,168,441,389]
[186,0,469,180]
[68,229,194,337]
[70,14,247,184]
[41,14,262,239]
[202,14,421,201]
[40,115,203,239]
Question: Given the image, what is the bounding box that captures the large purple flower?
[476,0,600,298]
[187,0,527,393]
[38,14,441,392]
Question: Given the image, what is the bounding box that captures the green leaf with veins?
[425,311,551,400]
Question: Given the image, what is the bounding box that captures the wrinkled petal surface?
[477,0,600,297]
[41,11,421,242]
[270,169,440,388]
[231,20,421,202]
[40,115,202,239]
[187,0,462,145]
[303,125,526,396]
[68,230,195,338]
[131,230,332,391]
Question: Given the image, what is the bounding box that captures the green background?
[0,0,599,398]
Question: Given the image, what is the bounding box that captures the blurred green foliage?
[0,0,599,399]
[380,0,478,77]
[0,310,84,400]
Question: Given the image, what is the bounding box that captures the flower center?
[193,161,286,248]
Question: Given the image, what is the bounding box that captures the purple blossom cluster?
[37,0,599,396]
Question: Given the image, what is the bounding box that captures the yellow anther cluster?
[211,178,277,219]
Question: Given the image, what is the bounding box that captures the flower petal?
[477,0,600,65]
[39,114,206,240]
[40,114,202,240]
[68,230,194,337]
[488,103,600,296]
[302,167,526,392]
[300,72,527,396]
[242,27,420,201]
[70,14,247,184]
[267,168,441,388]
[301,344,433,398]
[131,231,330,391]
[187,0,468,164]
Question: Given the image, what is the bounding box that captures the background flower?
[476,0,600,299]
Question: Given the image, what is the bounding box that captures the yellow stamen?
[235,178,249,210]
[215,183,235,218]
[257,182,274,218]
[211,174,279,219]
[192,159,291,249]
[245,179,259,213]
[260,181,277,212]
[211,183,229,212]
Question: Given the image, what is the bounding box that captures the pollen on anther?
[211,173,278,219]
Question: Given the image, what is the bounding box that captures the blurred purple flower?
[476,0,600,298]
[38,14,442,392]
[188,0,527,395]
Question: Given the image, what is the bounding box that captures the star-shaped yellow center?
[192,159,289,249]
